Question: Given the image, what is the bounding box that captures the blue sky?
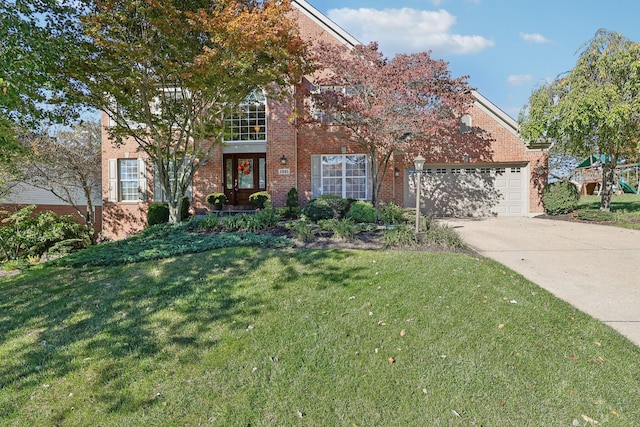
[309,0,640,119]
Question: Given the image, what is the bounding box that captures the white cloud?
[507,74,533,85]
[519,32,551,44]
[327,7,494,56]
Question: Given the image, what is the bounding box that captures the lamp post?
[413,155,425,233]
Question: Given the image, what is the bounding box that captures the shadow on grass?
[0,246,364,416]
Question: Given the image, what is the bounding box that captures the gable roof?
[291,0,360,48]
[292,1,549,152]
[472,90,551,150]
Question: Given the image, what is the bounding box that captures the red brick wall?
[100,4,547,239]
[465,103,547,213]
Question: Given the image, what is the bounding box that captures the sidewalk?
[443,217,640,347]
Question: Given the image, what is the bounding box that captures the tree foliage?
[73,0,312,222]
[519,29,640,211]
[11,121,102,243]
[0,0,88,134]
[306,42,481,206]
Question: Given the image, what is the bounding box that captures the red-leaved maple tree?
[307,41,484,207]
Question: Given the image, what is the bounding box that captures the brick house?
[101,0,548,239]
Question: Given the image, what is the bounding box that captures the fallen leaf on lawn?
[594,341,602,347]
[400,329,406,337]
[388,357,395,364]
[581,414,599,424]
[611,410,618,417]
[498,324,505,329]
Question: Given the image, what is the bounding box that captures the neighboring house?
[0,182,103,231]
[101,0,549,239]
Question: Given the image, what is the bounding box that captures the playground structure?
[573,155,639,195]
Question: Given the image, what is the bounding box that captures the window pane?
[259,158,266,189]
[225,159,233,190]
[321,154,367,199]
[225,91,266,142]
[237,158,254,189]
[119,159,139,201]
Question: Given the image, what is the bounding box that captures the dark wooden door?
[223,153,266,206]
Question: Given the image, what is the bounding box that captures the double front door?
[223,153,266,206]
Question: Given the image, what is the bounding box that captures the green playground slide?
[618,178,638,194]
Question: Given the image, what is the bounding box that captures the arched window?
[460,114,472,133]
[225,90,267,142]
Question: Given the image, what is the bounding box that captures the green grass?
[577,194,640,229]
[2,247,639,425]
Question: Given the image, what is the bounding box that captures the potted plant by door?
[206,192,227,210]
[249,191,271,209]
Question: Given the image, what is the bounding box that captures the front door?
[223,153,266,206]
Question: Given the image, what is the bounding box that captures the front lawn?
[1,247,639,425]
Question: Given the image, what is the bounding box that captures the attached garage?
[404,164,529,217]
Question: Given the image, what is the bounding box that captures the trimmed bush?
[284,187,299,219]
[542,181,580,215]
[180,196,191,221]
[148,203,170,226]
[346,200,377,223]
[301,198,335,222]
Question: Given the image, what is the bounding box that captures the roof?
[291,0,360,48]
[292,1,549,151]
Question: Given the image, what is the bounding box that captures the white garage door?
[405,165,528,217]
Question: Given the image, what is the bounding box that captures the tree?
[519,29,640,211]
[12,121,102,243]
[306,42,479,207]
[0,1,88,135]
[74,0,312,222]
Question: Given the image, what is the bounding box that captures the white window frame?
[224,91,267,142]
[108,158,147,202]
[311,154,369,200]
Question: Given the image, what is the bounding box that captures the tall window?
[119,159,141,201]
[108,158,147,202]
[225,91,266,142]
[319,154,368,199]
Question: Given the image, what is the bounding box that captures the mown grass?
[2,246,639,425]
[576,194,640,229]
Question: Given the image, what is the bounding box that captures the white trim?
[471,90,520,138]
[292,0,360,48]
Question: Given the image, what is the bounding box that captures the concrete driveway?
[442,217,640,347]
